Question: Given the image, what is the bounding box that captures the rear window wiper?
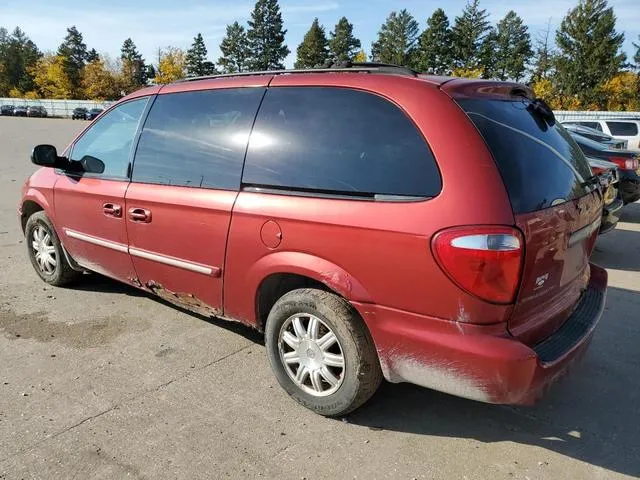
[581,174,600,188]
[581,173,609,189]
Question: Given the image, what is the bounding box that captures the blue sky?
[2,0,639,68]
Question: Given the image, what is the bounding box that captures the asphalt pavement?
[1,116,639,479]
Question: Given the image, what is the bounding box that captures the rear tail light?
[607,156,638,171]
[432,227,523,305]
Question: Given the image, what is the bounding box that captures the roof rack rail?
[173,62,419,84]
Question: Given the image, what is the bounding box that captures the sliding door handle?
[128,207,152,223]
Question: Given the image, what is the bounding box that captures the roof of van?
[121,63,535,102]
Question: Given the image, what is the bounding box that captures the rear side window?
[607,121,638,136]
[243,87,441,198]
[457,99,593,214]
[132,88,265,190]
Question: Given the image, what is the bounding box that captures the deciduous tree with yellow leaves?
[600,72,640,111]
[451,66,483,78]
[82,57,122,100]
[353,50,367,62]
[154,47,186,84]
[29,55,72,99]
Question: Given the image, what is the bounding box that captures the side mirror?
[31,144,59,167]
[79,155,105,174]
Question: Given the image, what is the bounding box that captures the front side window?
[132,88,266,190]
[607,121,639,137]
[70,98,148,179]
[243,87,441,198]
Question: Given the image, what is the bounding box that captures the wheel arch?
[247,251,373,331]
[20,198,46,233]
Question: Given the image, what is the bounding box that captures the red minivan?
[20,64,607,416]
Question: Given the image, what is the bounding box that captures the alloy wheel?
[31,224,57,275]
[278,313,346,397]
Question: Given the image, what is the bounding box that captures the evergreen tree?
[555,0,626,107]
[86,48,99,63]
[451,0,491,70]
[633,35,640,70]
[328,17,361,63]
[57,26,88,97]
[120,38,148,91]
[185,33,216,76]
[530,21,555,81]
[371,9,419,67]
[247,0,290,70]
[1,27,41,94]
[0,28,8,95]
[146,64,156,82]
[218,22,251,73]
[493,11,532,81]
[415,9,453,74]
[479,27,499,78]
[295,19,329,68]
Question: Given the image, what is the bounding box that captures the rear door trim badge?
[129,247,217,276]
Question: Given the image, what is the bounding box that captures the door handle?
[128,207,152,223]
[103,203,122,218]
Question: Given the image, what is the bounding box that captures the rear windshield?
[457,99,594,213]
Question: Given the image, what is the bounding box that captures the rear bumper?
[356,263,607,405]
[600,197,624,234]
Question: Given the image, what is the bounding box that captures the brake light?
[432,227,523,305]
[607,156,638,171]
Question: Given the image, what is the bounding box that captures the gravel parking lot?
[1,117,639,480]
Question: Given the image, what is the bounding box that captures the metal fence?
[554,110,640,121]
[0,98,114,118]
[2,97,640,122]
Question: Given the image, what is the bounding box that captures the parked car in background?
[13,106,28,117]
[562,123,627,149]
[26,106,48,118]
[563,118,640,151]
[72,107,88,120]
[86,108,104,120]
[1,105,15,116]
[588,158,623,234]
[20,67,607,416]
[571,132,640,204]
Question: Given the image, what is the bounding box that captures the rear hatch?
[453,93,602,346]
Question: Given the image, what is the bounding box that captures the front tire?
[25,211,81,286]
[265,288,382,417]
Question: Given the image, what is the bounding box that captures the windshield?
[457,98,594,213]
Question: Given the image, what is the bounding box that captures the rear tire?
[265,288,382,417]
[25,211,82,286]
